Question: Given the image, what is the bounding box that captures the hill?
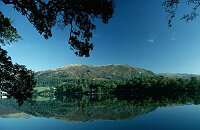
[158,73,200,79]
[35,64,154,79]
[35,64,155,87]
[57,64,154,78]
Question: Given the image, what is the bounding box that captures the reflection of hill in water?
[63,104,156,122]
[55,101,157,122]
[0,92,199,122]
[0,99,156,122]
[0,104,19,115]
[0,101,31,118]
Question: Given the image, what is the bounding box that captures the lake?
[1,92,200,130]
[2,105,200,130]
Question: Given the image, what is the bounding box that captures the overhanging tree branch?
[2,0,115,57]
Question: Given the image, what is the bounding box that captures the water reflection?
[1,91,200,122]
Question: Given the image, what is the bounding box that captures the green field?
[34,87,50,93]
[35,96,51,102]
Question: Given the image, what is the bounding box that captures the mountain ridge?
[158,73,200,79]
[35,64,155,80]
[35,64,200,85]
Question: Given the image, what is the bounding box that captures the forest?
[35,75,200,97]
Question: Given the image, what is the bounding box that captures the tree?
[0,13,36,105]
[188,77,200,91]
[0,46,13,90]
[163,0,200,27]
[0,0,115,104]
[0,12,21,45]
[0,13,19,91]
[0,46,36,105]
[2,0,115,57]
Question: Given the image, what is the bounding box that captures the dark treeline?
[49,76,200,96]
[115,76,200,94]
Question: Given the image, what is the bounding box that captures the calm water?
[1,93,200,130]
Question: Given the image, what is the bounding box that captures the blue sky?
[1,0,200,74]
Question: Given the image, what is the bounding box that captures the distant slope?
[158,73,200,79]
[35,64,154,79]
[57,64,154,79]
[35,64,155,86]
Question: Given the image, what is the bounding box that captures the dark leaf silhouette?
[0,46,36,106]
[2,0,115,57]
[163,0,200,27]
[0,13,36,106]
